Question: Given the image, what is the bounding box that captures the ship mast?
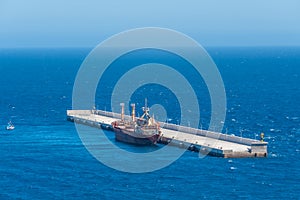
[142,98,150,119]
[120,103,125,121]
[131,103,136,122]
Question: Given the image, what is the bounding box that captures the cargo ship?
[111,101,161,145]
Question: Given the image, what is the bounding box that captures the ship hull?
[114,127,159,146]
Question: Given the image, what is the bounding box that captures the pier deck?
[67,110,268,158]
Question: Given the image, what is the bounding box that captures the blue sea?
[0,47,299,199]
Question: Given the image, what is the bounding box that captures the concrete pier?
[67,110,268,158]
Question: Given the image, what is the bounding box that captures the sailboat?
[6,121,15,130]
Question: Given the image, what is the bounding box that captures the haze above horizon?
[0,0,299,48]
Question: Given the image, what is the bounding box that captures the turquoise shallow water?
[0,47,299,199]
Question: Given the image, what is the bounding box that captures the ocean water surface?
[0,47,299,199]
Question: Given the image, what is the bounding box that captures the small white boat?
[6,121,15,130]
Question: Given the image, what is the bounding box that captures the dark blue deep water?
[0,47,299,199]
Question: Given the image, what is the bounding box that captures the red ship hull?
[113,127,159,146]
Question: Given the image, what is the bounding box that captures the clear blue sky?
[0,0,299,47]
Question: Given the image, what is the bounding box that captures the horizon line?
[1,45,300,49]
